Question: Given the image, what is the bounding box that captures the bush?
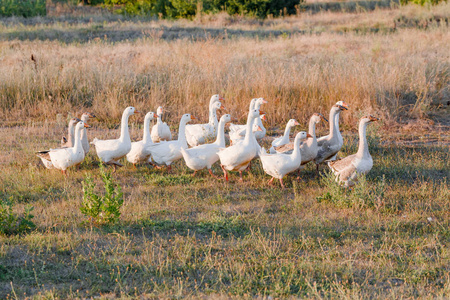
[0,0,46,17]
[80,163,124,225]
[0,200,35,236]
[104,0,302,18]
[317,171,386,210]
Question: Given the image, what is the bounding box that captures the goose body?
[126,112,157,165]
[328,115,379,187]
[186,95,225,147]
[314,103,348,166]
[273,114,328,166]
[230,98,267,144]
[148,114,195,168]
[317,101,348,160]
[91,106,139,167]
[260,132,311,188]
[61,117,81,148]
[37,121,90,174]
[218,109,263,181]
[151,106,172,143]
[269,119,300,153]
[80,112,96,155]
[181,114,231,176]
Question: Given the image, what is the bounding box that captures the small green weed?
[317,171,386,210]
[80,163,124,225]
[0,198,35,236]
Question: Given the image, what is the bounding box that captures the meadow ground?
[0,2,449,298]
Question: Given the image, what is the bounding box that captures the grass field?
[0,2,449,299]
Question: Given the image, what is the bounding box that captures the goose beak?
[134,110,141,114]
[191,115,196,120]
[261,98,268,104]
[370,116,380,122]
[261,115,267,121]
[259,110,265,115]
[89,113,96,118]
[322,116,329,123]
[220,105,225,110]
[294,121,300,125]
[256,126,263,132]
[84,124,91,128]
[219,96,225,101]
[306,134,313,138]
[339,105,348,111]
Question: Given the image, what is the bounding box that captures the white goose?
[317,101,349,160]
[61,117,81,148]
[314,104,348,169]
[80,112,96,155]
[269,119,300,153]
[126,111,157,166]
[328,115,379,187]
[186,96,225,147]
[259,132,312,188]
[218,109,263,181]
[148,113,195,171]
[274,113,329,167]
[37,121,90,175]
[230,98,267,144]
[91,106,139,169]
[181,114,231,177]
[151,106,172,143]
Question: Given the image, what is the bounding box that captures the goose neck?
[291,136,303,160]
[214,119,227,147]
[119,112,131,143]
[178,119,189,148]
[243,114,256,144]
[356,121,370,158]
[73,126,82,152]
[328,109,339,137]
[143,117,152,144]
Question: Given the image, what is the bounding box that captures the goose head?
[212,101,225,111]
[81,112,96,122]
[248,98,258,111]
[220,114,232,123]
[363,115,380,123]
[124,106,140,116]
[180,113,196,124]
[254,98,267,110]
[69,117,82,127]
[145,111,157,122]
[156,106,164,116]
[210,94,225,104]
[312,113,328,123]
[294,131,313,146]
[75,120,91,131]
[335,101,349,110]
[287,119,300,127]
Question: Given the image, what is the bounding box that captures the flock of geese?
[37,95,379,188]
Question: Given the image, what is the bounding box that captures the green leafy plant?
[317,171,386,210]
[0,199,35,236]
[0,0,46,17]
[80,163,124,225]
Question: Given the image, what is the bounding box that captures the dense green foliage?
[104,0,301,18]
[400,0,446,5]
[0,0,46,17]
[0,200,35,236]
[81,163,124,225]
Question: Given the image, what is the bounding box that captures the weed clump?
[317,171,386,210]
[0,199,35,236]
[80,163,124,225]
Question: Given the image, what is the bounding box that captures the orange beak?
[261,98,268,104]
[306,133,312,138]
[134,110,141,114]
[84,124,91,128]
[322,116,329,123]
[219,96,225,101]
[370,116,379,121]
[220,105,225,110]
[259,110,265,115]
[294,121,300,126]
[191,115,196,120]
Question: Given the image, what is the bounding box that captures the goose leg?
[239,171,244,182]
[148,161,162,169]
[208,168,220,179]
[167,165,172,173]
[268,177,274,186]
[279,178,285,189]
[221,165,229,181]
[192,171,197,177]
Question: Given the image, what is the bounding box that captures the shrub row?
[104,0,301,18]
[0,0,46,17]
